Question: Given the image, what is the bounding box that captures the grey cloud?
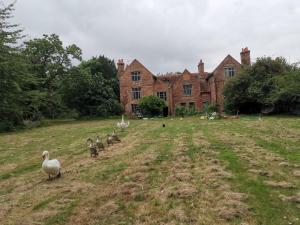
[11,0,300,73]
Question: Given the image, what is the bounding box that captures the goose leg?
[57,170,61,178]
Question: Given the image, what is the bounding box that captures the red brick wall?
[119,52,245,115]
[172,70,202,110]
[209,55,241,111]
[119,59,155,114]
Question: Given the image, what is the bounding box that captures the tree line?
[0,3,121,132]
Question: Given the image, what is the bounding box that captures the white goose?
[117,115,130,131]
[42,151,61,180]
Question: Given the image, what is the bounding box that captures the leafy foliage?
[0,3,122,132]
[224,57,299,114]
[138,96,166,116]
[61,57,122,117]
[0,2,26,131]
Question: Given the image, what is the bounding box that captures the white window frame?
[131,71,141,81]
[132,87,141,100]
[183,84,192,96]
[224,67,235,78]
[157,92,167,101]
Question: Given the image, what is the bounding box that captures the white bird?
[42,151,61,180]
[117,115,130,131]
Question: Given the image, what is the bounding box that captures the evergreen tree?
[0,2,26,131]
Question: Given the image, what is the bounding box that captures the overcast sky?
[9,0,300,73]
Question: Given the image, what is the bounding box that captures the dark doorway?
[163,107,168,117]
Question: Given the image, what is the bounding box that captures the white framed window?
[157,92,167,101]
[224,67,235,78]
[183,84,192,96]
[132,87,141,99]
[131,71,141,81]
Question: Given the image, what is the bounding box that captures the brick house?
[118,47,251,116]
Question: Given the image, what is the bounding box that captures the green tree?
[224,57,293,114]
[61,56,122,117]
[0,2,26,131]
[269,70,300,114]
[22,34,82,119]
[139,96,166,116]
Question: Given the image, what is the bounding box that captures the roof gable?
[212,55,241,74]
[125,59,155,76]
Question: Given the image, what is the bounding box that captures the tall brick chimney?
[240,47,251,66]
[117,59,125,77]
[198,59,205,77]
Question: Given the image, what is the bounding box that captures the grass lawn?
[0,116,300,225]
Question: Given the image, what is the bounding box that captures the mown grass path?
[0,116,299,225]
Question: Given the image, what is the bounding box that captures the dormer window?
[132,71,141,81]
[224,67,235,78]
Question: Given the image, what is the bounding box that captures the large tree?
[0,2,26,131]
[224,57,298,114]
[22,34,82,119]
[61,56,122,116]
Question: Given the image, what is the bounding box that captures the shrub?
[138,96,166,116]
[203,103,219,114]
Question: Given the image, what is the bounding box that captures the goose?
[117,115,130,131]
[111,130,121,143]
[42,151,61,180]
[107,134,114,146]
[96,135,105,151]
[87,138,99,157]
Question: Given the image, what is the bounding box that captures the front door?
[163,107,168,117]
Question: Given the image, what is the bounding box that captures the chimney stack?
[117,59,125,77]
[240,47,251,66]
[198,59,205,77]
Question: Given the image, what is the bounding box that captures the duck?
[42,151,61,180]
[117,115,130,131]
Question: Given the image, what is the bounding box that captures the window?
[132,71,141,81]
[183,84,192,96]
[157,92,167,101]
[132,87,141,99]
[132,104,141,114]
[224,67,235,78]
[189,102,195,108]
[180,103,186,107]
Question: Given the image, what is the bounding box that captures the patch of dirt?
[168,207,188,222]
[164,183,198,199]
[248,169,273,177]
[279,193,300,203]
[264,181,296,189]
[119,181,144,198]
[293,170,300,177]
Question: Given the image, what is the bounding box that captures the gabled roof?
[211,54,241,74]
[125,59,155,77]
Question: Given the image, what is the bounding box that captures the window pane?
[131,71,141,81]
[132,87,141,99]
[183,84,192,96]
[157,92,167,101]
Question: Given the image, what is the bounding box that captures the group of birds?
[41,115,130,180]
[86,130,121,158]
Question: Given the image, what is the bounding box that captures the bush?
[138,96,166,116]
[175,105,199,117]
[203,103,219,114]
